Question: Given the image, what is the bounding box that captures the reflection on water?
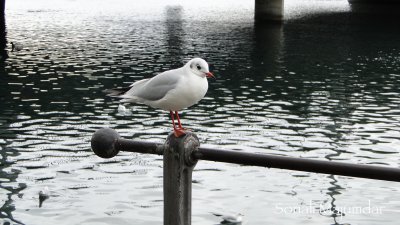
[165,5,184,63]
[1,0,400,224]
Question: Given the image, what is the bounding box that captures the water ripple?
[1,0,400,224]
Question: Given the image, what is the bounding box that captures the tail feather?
[104,86,131,97]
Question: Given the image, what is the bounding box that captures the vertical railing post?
[163,132,199,225]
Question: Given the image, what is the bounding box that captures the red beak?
[205,72,215,78]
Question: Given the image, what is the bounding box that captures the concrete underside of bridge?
[349,0,400,3]
[349,0,400,14]
[255,0,400,22]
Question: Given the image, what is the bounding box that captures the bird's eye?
[196,65,201,70]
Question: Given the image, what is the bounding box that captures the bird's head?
[187,58,214,78]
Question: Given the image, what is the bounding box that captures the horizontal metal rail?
[91,128,400,183]
[193,148,400,182]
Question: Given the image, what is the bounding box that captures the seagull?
[212,212,243,224]
[10,42,23,52]
[39,186,49,207]
[117,104,127,113]
[221,213,243,224]
[105,58,214,137]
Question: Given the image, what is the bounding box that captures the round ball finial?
[91,128,120,158]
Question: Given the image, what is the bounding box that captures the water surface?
[1,0,400,224]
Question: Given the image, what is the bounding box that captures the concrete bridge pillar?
[255,0,284,23]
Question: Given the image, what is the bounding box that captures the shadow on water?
[279,10,400,159]
[0,150,24,225]
[349,1,400,16]
[0,6,23,225]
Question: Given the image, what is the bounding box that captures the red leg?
[170,111,186,137]
[170,111,176,128]
[175,111,183,129]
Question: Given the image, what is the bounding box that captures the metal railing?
[91,128,400,225]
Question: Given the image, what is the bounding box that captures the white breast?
[154,74,208,111]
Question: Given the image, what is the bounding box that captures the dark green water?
[1,0,399,224]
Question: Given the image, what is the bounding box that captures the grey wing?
[125,68,182,101]
[104,79,149,97]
